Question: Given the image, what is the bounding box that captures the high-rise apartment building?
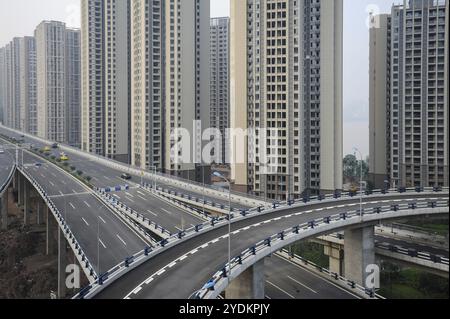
[0,47,5,124]
[210,17,230,165]
[19,37,38,135]
[0,37,37,134]
[230,0,343,199]
[369,0,448,188]
[66,29,81,147]
[35,21,80,144]
[164,0,211,181]
[130,0,164,171]
[81,0,130,163]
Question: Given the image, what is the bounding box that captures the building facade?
[35,21,80,144]
[19,36,38,135]
[164,0,211,181]
[66,29,81,147]
[81,0,130,163]
[0,37,37,135]
[369,0,448,188]
[130,0,164,171]
[210,17,230,165]
[230,0,343,200]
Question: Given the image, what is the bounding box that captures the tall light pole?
[213,171,231,282]
[353,147,364,219]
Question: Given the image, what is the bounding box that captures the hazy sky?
[0,0,400,158]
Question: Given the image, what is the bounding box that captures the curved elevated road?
[2,143,146,274]
[94,193,448,299]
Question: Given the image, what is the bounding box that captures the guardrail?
[319,233,449,266]
[276,249,384,299]
[141,184,213,221]
[17,166,98,283]
[93,188,161,244]
[74,195,448,299]
[376,242,449,266]
[194,200,449,299]
[144,181,448,216]
[0,126,265,206]
[0,164,16,196]
[1,126,449,211]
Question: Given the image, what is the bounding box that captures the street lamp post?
[353,147,364,219]
[213,171,232,283]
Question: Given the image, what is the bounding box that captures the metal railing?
[74,196,448,299]
[17,167,98,283]
[276,249,384,299]
[194,200,449,299]
[93,188,162,244]
[0,164,16,196]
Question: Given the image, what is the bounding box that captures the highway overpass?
[0,125,448,300]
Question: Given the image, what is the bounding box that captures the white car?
[0,148,4,154]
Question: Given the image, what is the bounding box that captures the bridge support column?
[225,259,265,299]
[18,173,24,206]
[23,181,30,225]
[324,243,344,276]
[344,226,376,287]
[58,228,67,299]
[1,191,8,230]
[46,207,57,256]
[37,199,43,225]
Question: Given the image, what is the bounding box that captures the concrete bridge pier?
[36,199,44,225]
[1,191,8,230]
[225,259,265,299]
[344,226,376,287]
[324,242,344,276]
[58,228,68,299]
[46,206,57,256]
[17,173,24,207]
[23,180,30,225]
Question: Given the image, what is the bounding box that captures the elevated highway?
[87,193,448,299]
[0,125,448,299]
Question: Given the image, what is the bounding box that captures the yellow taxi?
[60,152,69,161]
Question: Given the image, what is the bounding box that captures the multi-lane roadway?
[95,192,447,299]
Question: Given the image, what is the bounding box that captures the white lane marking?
[211,239,219,244]
[61,180,66,185]
[161,208,173,215]
[133,287,142,295]
[267,281,295,299]
[190,249,198,255]
[156,269,166,276]
[125,193,134,198]
[287,276,318,294]
[201,243,209,249]
[117,235,127,246]
[69,203,76,210]
[168,262,177,268]
[147,210,158,217]
[144,278,154,285]
[113,194,120,199]
[72,189,77,194]
[98,216,107,224]
[81,218,90,227]
[138,195,146,201]
[276,255,361,299]
[179,255,188,262]
[175,226,183,232]
[137,191,146,196]
[49,181,55,187]
[84,201,91,208]
[59,191,64,196]
[99,239,107,249]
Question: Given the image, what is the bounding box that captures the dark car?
[51,143,59,149]
[121,173,132,180]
